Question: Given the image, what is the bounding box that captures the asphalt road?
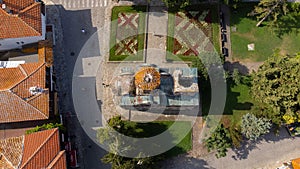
[53,3,110,169]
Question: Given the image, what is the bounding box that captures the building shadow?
[47,4,105,169]
[56,5,99,76]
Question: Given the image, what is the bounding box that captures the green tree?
[204,124,232,158]
[97,116,161,169]
[228,126,242,148]
[161,0,190,9]
[251,53,300,125]
[249,0,288,27]
[26,123,65,134]
[222,0,240,9]
[232,68,241,85]
[241,113,271,140]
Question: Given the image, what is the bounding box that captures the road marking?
[80,1,85,7]
[59,0,109,9]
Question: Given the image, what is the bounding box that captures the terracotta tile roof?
[0,135,24,169]
[0,62,49,123]
[0,129,66,169]
[27,92,49,117]
[3,0,36,14]
[0,0,42,39]
[46,150,67,169]
[0,66,25,90]
[0,91,48,123]
[11,63,45,98]
[21,128,62,169]
[0,155,15,169]
[19,62,42,75]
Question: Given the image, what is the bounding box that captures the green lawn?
[225,80,253,127]
[202,77,254,127]
[122,120,192,157]
[230,3,300,62]
[109,6,146,61]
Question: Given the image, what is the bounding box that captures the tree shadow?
[224,61,249,75]
[274,12,300,38]
[231,139,258,160]
[103,119,193,166]
[223,78,253,115]
[260,126,293,143]
[231,126,294,160]
[158,155,215,169]
[229,2,258,27]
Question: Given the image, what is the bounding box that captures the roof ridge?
[0,8,13,17]
[18,2,39,14]
[26,92,44,102]
[8,91,48,119]
[21,129,59,168]
[0,7,41,36]
[26,90,49,113]
[0,135,25,169]
[45,150,65,169]
[10,62,45,90]
[18,135,25,169]
[18,65,28,76]
[17,16,41,36]
[0,153,15,169]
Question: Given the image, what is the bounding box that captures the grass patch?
[225,80,253,127]
[211,4,220,54]
[122,120,192,157]
[109,6,146,61]
[230,3,300,62]
[202,77,255,127]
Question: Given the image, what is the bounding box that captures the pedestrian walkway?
[146,7,168,66]
[145,6,187,69]
[53,0,110,9]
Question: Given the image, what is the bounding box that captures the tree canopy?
[26,123,65,134]
[161,0,190,9]
[241,113,271,140]
[251,53,300,124]
[97,116,163,169]
[249,0,288,27]
[204,124,232,158]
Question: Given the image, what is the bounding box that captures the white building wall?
[0,36,43,51]
[42,13,46,39]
